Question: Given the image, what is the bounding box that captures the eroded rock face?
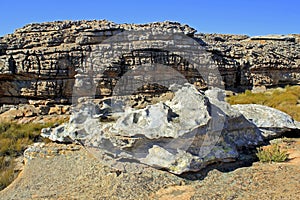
[0,20,198,104]
[0,20,299,104]
[232,104,300,139]
[42,84,264,174]
[195,33,300,91]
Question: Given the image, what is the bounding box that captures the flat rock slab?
[232,104,300,139]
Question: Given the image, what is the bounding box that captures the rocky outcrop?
[0,20,299,105]
[196,33,300,91]
[42,84,265,174]
[0,20,199,105]
[0,102,70,121]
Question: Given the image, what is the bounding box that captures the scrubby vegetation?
[0,156,15,191]
[226,85,300,121]
[0,120,67,190]
[256,144,288,163]
[0,122,51,156]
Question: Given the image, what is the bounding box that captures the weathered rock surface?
[196,33,300,91]
[0,20,199,105]
[232,104,300,139]
[42,84,264,174]
[0,20,299,104]
[0,103,70,122]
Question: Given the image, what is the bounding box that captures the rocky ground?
[1,86,300,200]
[0,136,299,200]
[1,20,300,200]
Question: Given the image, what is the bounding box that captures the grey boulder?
[42,84,264,174]
[232,104,300,139]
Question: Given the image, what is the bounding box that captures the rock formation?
[41,84,265,174]
[1,20,300,199]
[198,33,300,91]
[0,20,299,105]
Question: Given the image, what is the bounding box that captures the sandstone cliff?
[0,20,299,105]
[198,33,300,90]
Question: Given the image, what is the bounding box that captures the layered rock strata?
[0,20,299,104]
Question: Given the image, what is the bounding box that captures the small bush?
[0,121,65,157]
[0,119,68,190]
[256,144,288,163]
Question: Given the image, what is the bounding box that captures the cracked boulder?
[42,84,264,174]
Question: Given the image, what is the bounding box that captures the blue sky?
[0,0,299,36]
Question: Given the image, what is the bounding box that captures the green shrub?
[0,121,64,157]
[0,119,68,190]
[256,144,288,163]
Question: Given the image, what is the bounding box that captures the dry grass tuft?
[256,144,288,163]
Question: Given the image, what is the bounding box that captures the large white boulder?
[42,84,265,174]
